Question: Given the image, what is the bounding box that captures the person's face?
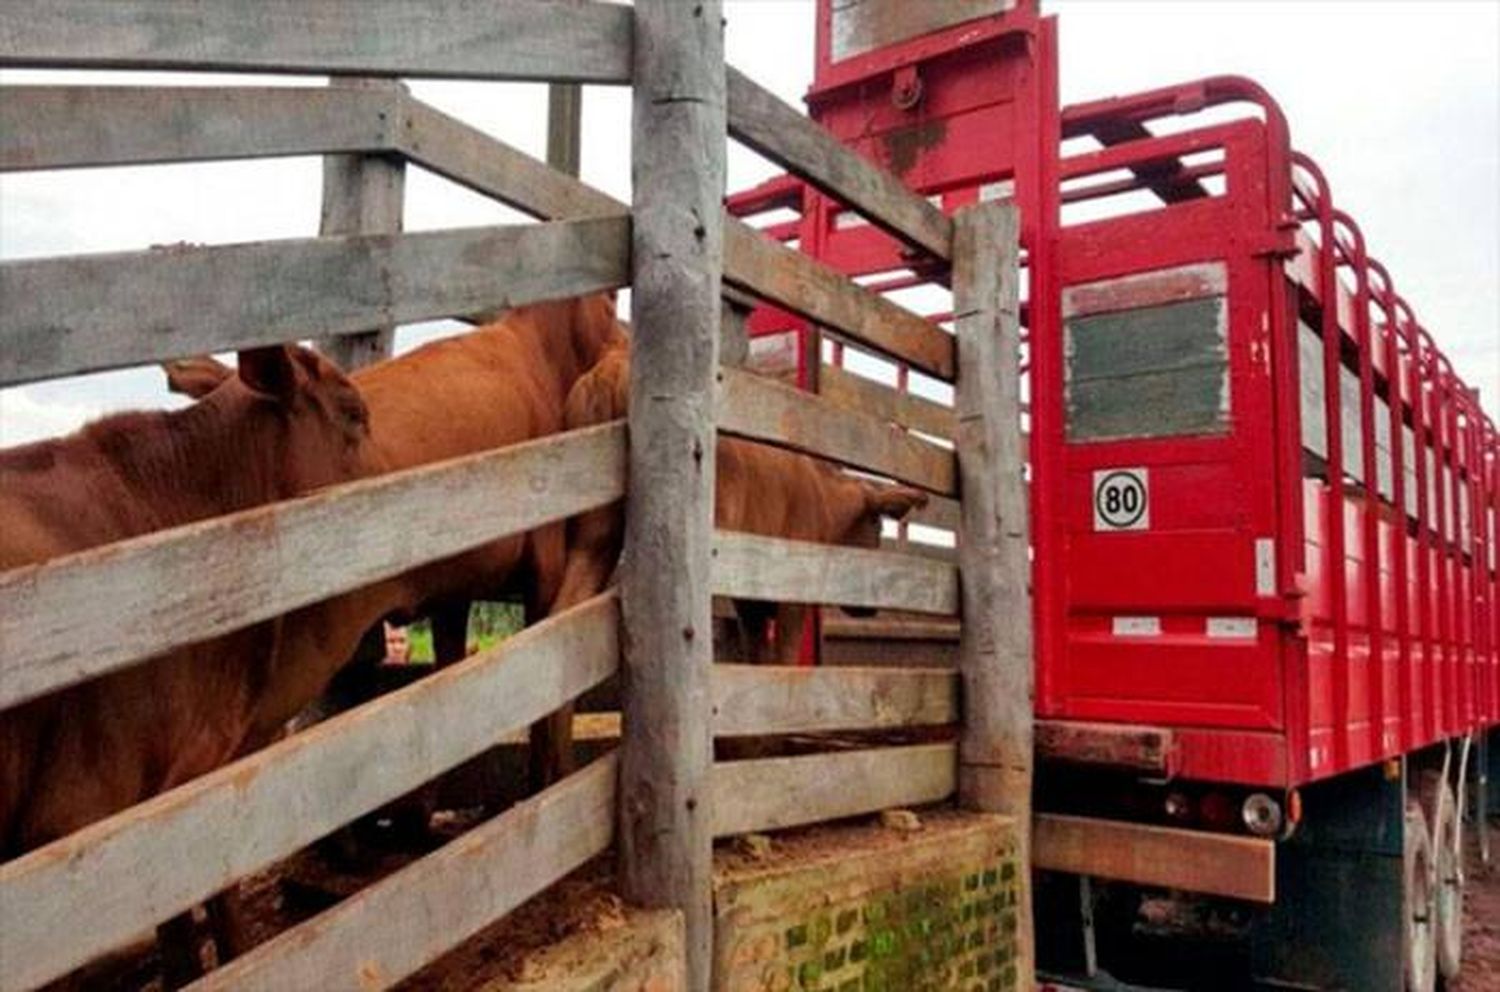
[385,624,410,662]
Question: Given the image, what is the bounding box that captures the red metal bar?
[1333,210,1384,761]
[1373,263,1415,751]
[1295,153,1351,768]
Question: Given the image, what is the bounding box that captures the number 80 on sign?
[1093,468,1149,531]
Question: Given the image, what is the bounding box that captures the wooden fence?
[0,3,1029,989]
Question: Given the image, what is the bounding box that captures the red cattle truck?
[727,3,1499,989]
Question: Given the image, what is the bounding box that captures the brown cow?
[0,345,372,856]
[553,341,929,650]
[162,298,627,731]
[541,341,928,773]
[164,298,628,801]
[0,345,375,984]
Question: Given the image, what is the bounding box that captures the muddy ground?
[1453,816,1500,992]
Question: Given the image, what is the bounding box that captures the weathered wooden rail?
[0,2,1030,989]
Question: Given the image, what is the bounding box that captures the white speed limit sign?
[1093,467,1149,531]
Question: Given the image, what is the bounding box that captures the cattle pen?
[0,3,1032,991]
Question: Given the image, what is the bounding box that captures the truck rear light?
[1242,792,1284,837]
[1164,790,1193,821]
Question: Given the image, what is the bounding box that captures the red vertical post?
[1335,214,1383,761]
[1378,273,1413,751]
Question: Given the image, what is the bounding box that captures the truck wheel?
[1405,799,1438,992]
[1419,770,1464,981]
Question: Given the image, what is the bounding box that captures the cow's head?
[839,482,929,617]
[171,347,374,493]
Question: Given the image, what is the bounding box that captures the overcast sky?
[1,0,1495,446]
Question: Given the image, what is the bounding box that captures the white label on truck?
[1255,538,1276,596]
[1093,468,1149,531]
[1112,616,1161,637]
[1206,617,1257,639]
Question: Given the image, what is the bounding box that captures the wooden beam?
[0,0,632,83]
[618,3,724,988]
[1034,814,1276,904]
[198,755,618,991]
[317,76,406,370]
[879,536,958,563]
[952,201,1033,984]
[821,615,961,643]
[713,664,957,737]
[1035,720,1177,775]
[0,215,629,385]
[717,366,956,495]
[952,201,1030,810]
[913,493,962,533]
[396,96,940,387]
[0,85,396,172]
[712,531,959,616]
[547,82,583,177]
[712,743,956,837]
[0,423,624,711]
[398,95,623,221]
[0,596,618,991]
[725,66,952,261]
[723,218,955,380]
[818,363,958,440]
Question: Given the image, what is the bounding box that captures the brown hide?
[551,342,929,663]
[0,347,373,857]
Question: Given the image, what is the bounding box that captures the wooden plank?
[0,596,619,991]
[717,366,956,495]
[725,66,951,261]
[1034,814,1276,904]
[547,82,583,176]
[713,664,956,737]
[618,4,725,989]
[723,217,955,380]
[821,615,962,642]
[951,202,1033,985]
[913,493,962,533]
[952,202,1030,810]
[712,743,956,837]
[712,531,958,616]
[0,423,624,711]
[819,363,957,440]
[396,98,937,388]
[317,76,406,370]
[0,215,628,385]
[1035,720,1177,775]
[398,96,624,221]
[0,0,632,82]
[197,755,619,991]
[879,536,957,563]
[0,85,396,172]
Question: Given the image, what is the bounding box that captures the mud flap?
[1250,763,1406,991]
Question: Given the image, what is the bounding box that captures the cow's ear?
[236,346,299,402]
[162,356,233,399]
[866,484,928,522]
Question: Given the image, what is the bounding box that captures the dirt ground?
[1453,816,1500,992]
[49,811,1500,991]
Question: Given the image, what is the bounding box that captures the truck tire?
[1419,769,1464,981]
[1405,799,1438,992]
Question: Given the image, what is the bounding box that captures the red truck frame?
[728,3,1498,989]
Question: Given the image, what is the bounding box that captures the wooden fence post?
[953,200,1034,988]
[317,76,405,371]
[547,82,583,176]
[619,2,726,989]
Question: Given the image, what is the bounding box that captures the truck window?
[1064,264,1230,442]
